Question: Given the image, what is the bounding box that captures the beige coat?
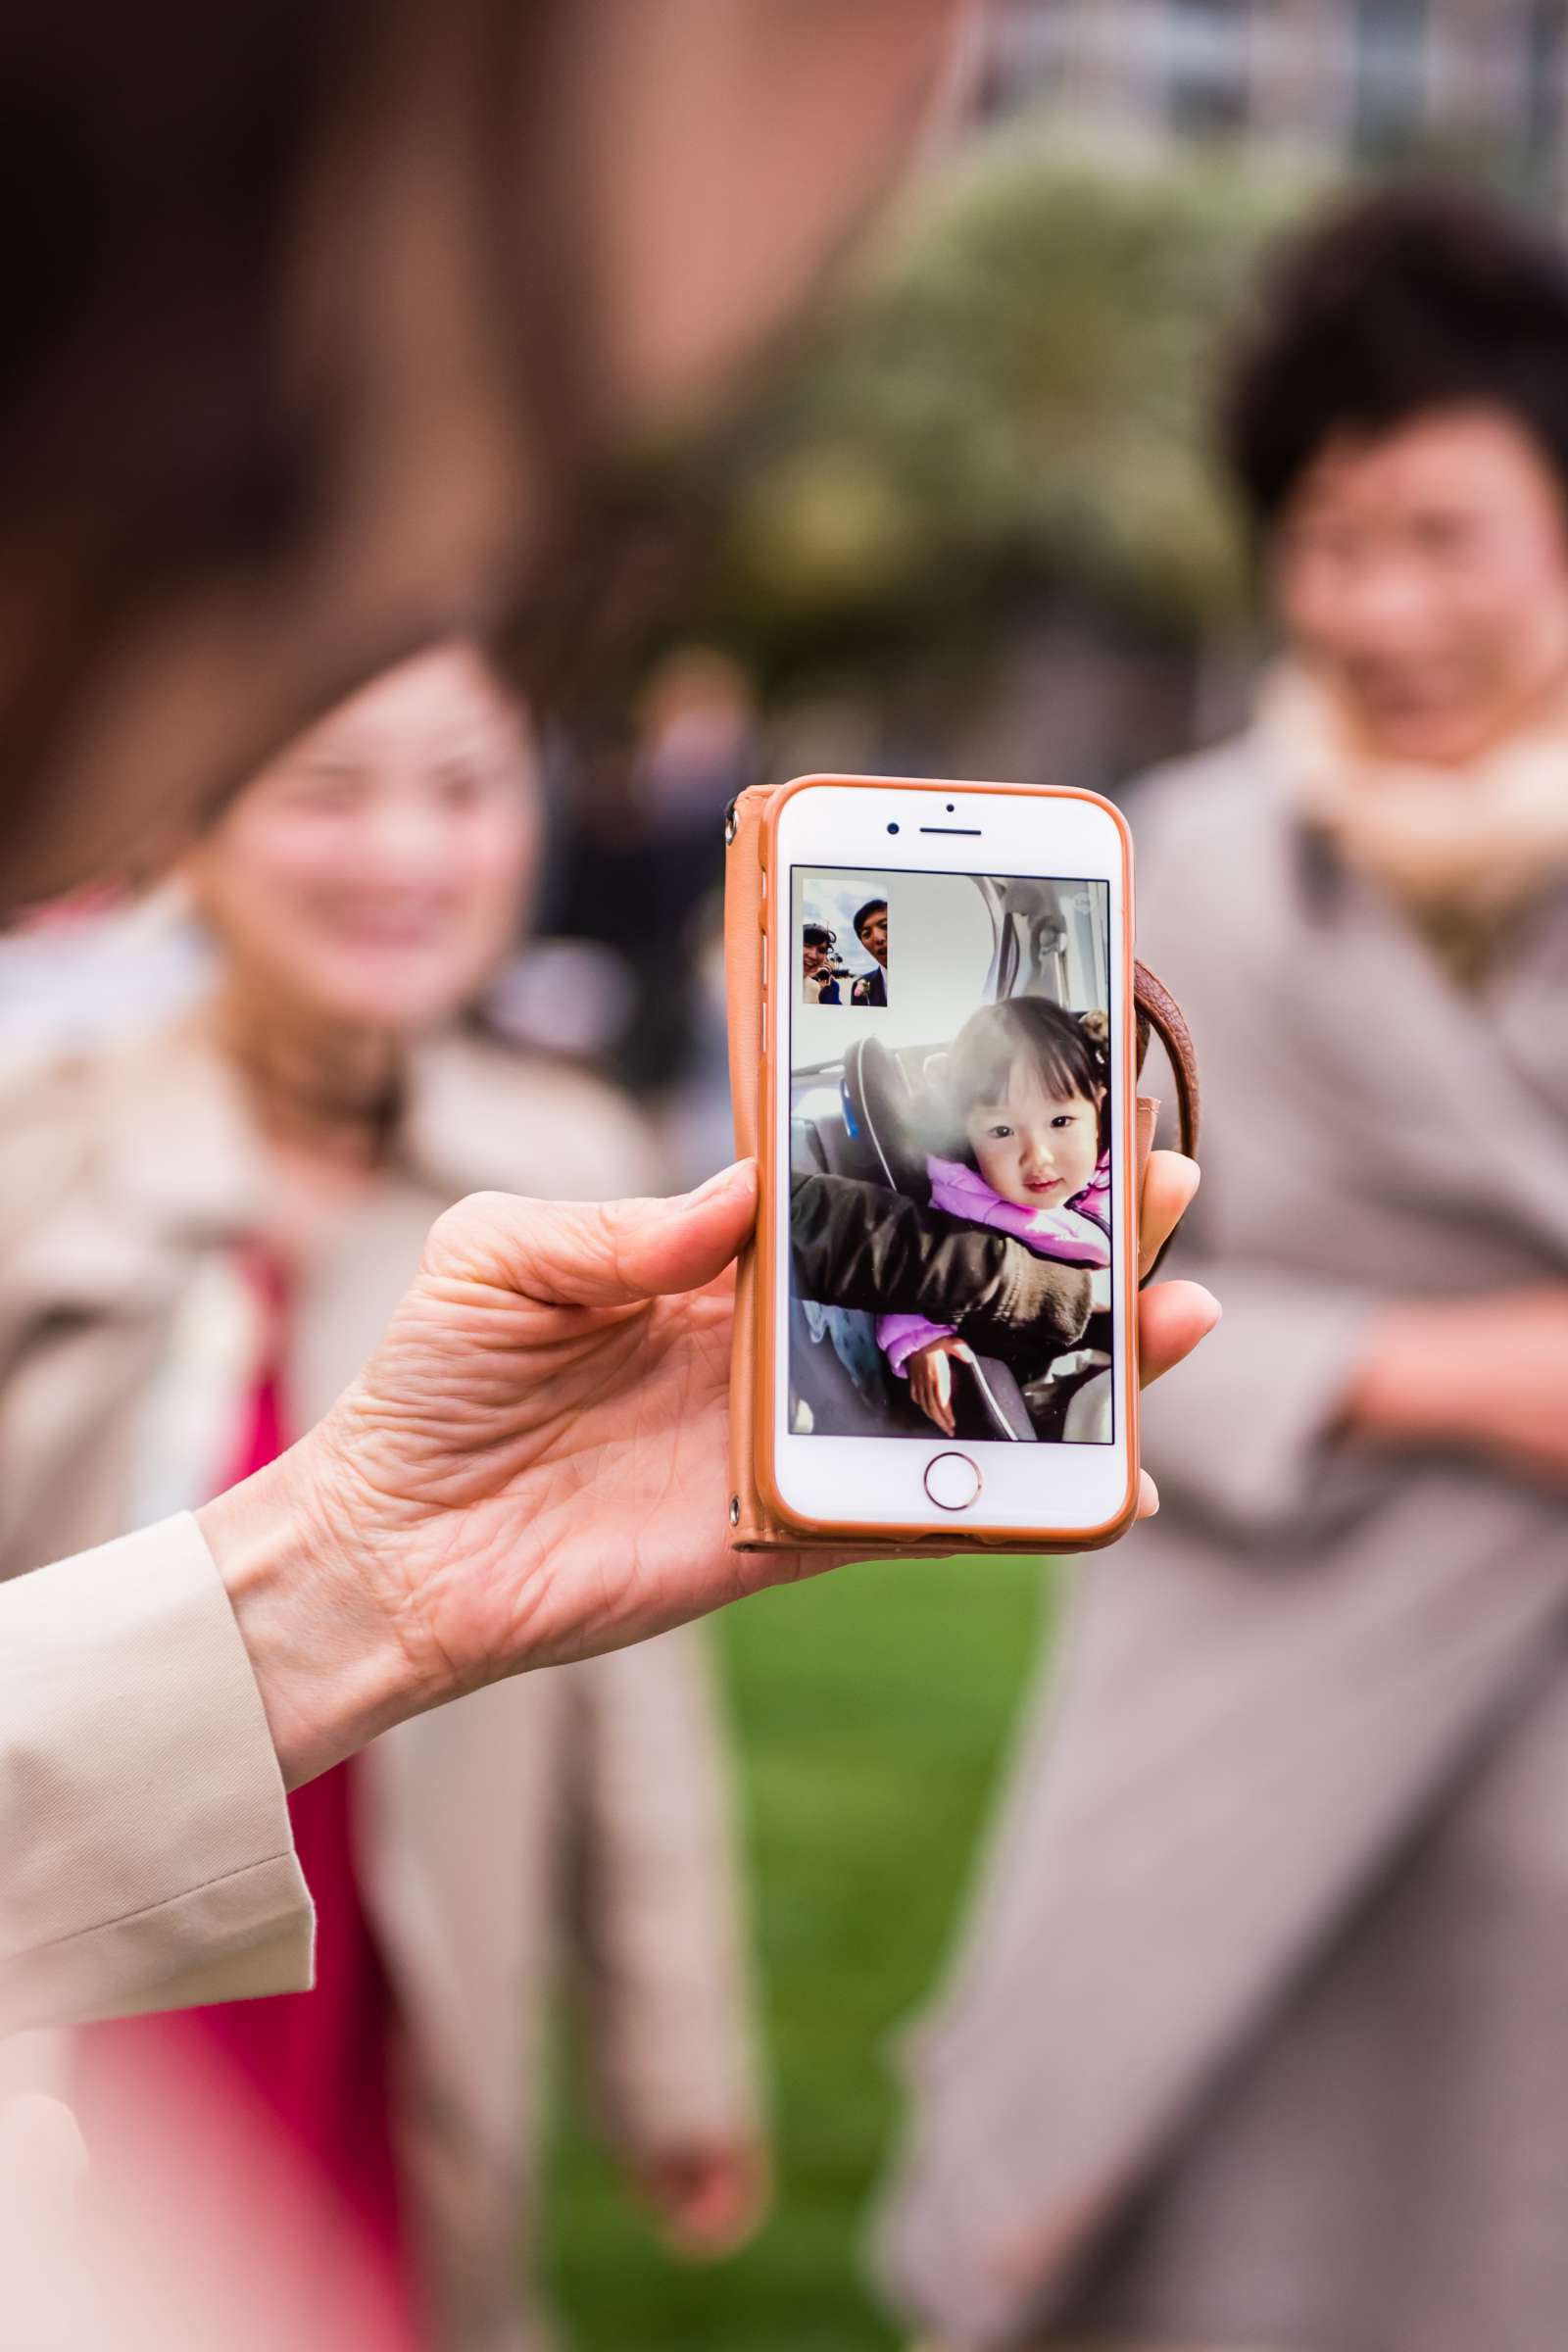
[878,730,1568,2352]
[0,1020,760,2351]
[0,1515,312,2032]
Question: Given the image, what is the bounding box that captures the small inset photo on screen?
[800,881,890,1007]
[790,865,1112,1446]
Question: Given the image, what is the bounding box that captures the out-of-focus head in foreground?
[2,0,970,908]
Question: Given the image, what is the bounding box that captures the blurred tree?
[661,135,1317,700]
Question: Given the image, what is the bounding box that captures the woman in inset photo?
[803,919,845,1004]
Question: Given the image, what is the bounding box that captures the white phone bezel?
[768,779,1136,1540]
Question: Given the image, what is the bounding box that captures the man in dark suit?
[851,899,889,1005]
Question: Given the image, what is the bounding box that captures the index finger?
[1139,1150,1200,1281]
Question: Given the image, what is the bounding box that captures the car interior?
[788,874,1114,1446]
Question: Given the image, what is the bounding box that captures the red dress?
[78,1252,420,2351]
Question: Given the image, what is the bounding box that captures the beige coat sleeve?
[0,1514,313,2033]
[1142,1216,1382,1541]
[562,1630,762,2155]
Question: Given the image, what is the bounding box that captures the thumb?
[425,1162,759,1311]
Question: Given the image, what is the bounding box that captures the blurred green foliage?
[671,134,1318,693]
[545,1550,1054,2351]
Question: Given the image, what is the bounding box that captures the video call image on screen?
[789,865,1114,1446]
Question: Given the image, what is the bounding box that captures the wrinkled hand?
[203,1153,1215,1787]
[906,1333,975,1439]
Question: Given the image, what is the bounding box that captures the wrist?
[1344,1300,1465,1449]
[198,1432,418,1790]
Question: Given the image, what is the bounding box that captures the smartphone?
[756,774,1139,1547]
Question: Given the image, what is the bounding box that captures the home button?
[924,1451,982,1512]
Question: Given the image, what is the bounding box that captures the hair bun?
[1078,1008,1109,1059]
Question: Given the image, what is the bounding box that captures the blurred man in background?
[550,649,763,1091]
[880,182,1568,2352]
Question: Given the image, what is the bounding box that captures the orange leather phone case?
[724,776,1201,1556]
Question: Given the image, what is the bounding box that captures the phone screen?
[788,863,1115,1447]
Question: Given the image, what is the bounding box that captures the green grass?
[543,1552,1057,2351]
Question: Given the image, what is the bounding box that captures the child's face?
[964,1060,1102,1210]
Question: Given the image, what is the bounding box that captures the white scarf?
[1259,663,1568,947]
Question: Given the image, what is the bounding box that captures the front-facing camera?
[887,821,900,835]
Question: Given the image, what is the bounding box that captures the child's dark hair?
[935,996,1109,1160]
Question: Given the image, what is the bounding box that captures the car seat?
[841,1034,1036,1445]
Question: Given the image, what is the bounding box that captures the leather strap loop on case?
[1133,962,1200,1163]
[722,781,1200,1553]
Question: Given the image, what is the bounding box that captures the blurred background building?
[985,0,1568,206]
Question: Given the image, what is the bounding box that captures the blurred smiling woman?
[0,643,762,2352]
[881,185,1568,2352]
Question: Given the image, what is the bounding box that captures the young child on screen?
[877,996,1110,1438]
